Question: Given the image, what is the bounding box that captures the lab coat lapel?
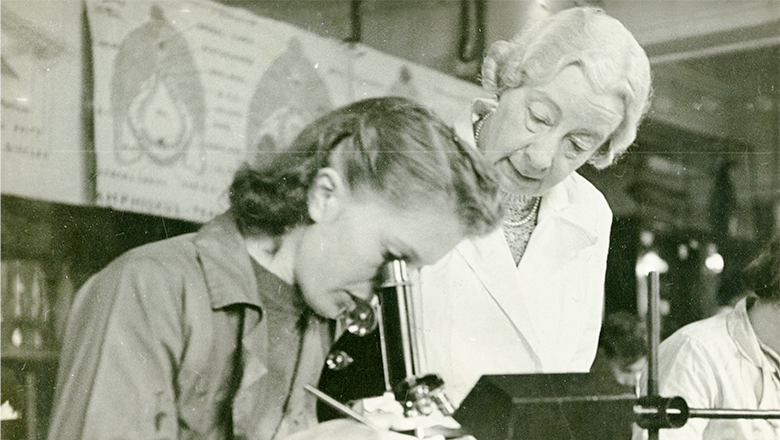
[455,228,544,361]
[516,182,598,366]
[520,182,599,279]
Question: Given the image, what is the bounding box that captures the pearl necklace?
[473,111,494,147]
[502,192,541,227]
[501,192,541,264]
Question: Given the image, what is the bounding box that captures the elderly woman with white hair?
[416,6,653,405]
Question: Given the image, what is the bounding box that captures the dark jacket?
[47,214,330,440]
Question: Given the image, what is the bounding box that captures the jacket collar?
[728,296,768,369]
[193,213,262,310]
[456,172,600,276]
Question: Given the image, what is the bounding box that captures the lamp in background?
[704,243,724,274]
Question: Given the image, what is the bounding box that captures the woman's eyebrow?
[573,130,611,148]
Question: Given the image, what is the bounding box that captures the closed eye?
[573,133,600,151]
[526,101,555,133]
[564,136,595,158]
[529,109,551,126]
[570,138,588,152]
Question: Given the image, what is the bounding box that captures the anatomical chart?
[87,0,482,223]
[87,0,346,221]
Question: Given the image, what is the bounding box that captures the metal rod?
[647,271,661,397]
[689,409,780,419]
[25,372,37,440]
[635,407,683,416]
[375,299,392,392]
[636,406,780,419]
[378,260,414,390]
[395,283,415,378]
[348,0,362,43]
[646,271,661,440]
[388,261,415,379]
[513,394,637,404]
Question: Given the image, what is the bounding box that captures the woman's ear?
[471,97,499,122]
[308,167,348,223]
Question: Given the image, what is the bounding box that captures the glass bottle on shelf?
[1,259,52,356]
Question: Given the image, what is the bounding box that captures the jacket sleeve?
[47,254,184,440]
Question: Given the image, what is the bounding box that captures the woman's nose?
[520,134,557,172]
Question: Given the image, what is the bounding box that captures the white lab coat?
[415,171,612,405]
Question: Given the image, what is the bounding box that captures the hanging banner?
[1,0,88,205]
[87,0,349,222]
[87,0,484,223]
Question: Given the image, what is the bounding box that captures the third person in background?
[632,233,780,440]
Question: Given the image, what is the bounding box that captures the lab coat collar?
[728,296,768,369]
[194,213,262,310]
[539,173,600,244]
[728,296,780,409]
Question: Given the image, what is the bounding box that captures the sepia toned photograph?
[1,1,778,439]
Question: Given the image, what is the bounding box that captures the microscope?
[316,259,455,422]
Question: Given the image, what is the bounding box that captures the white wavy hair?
[481,6,652,169]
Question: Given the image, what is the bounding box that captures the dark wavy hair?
[742,232,779,301]
[229,97,502,237]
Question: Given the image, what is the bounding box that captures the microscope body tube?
[376,260,455,417]
[376,260,417,392]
